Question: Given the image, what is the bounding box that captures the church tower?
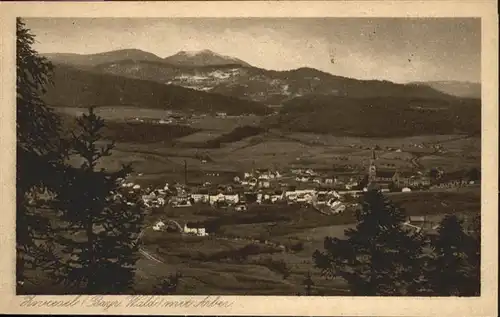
[368,149,377,182]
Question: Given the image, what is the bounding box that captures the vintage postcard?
[0,0,498,316]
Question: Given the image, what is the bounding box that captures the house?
[258,173,272,180]
[258,180,271,188]
[284,191,298,202]
[248,178,258,187]
[296,176,310,182]
[315,193,328,205]
[153,221,166,231]
[270,191,284,202]
[234,203,248,212]
[305,169,316,176]
[209,193,225,205]
[224,193,240,205]
[191,193,209,203]
[296,192,314,204]
[172,200,192,208]
[295,189,316,196]
[209,191,240,205]
[183,224,208,237]
[326,197,339,207]
[156,197,166,206]
[324,178,334,185]
[313,178,322,184]
[242,192,258,203]
[327,200,346,213]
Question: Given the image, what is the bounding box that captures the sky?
[24,17,481,83]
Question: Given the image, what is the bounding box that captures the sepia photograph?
[0,1,498,315]
[14,16,483,296]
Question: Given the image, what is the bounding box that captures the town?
[115,149,479,236]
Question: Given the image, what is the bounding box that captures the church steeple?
[368,149,377,182]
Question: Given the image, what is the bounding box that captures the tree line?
[17,18,148,294]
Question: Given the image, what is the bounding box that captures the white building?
[224,193,240,204]
[296,193,314,203]
[191,193,209,203]
[153,221,166,231]
[183,224,208,237]
[209,193,239,205]
[271,193,283,202]
[327,200,346,213]
[259,180,271,188]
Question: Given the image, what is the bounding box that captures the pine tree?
[16,18,67,290]
[425,215,480,296]
[466,213,481,296]
[54,107,146,294]
[313,190,426,295]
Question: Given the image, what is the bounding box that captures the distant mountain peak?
[164,49,251,67]
[43,49,164,67]
[178,49,217,55]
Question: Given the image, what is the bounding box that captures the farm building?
[183,224,208,237]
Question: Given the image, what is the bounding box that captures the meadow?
[133,185,480,295]
[48,106,482,295]
[55,107,480,182]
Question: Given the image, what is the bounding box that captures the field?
[86,131,479,185]
[43,105,482,295]
[131,185,480,295]
[55,107,480,180]
[135,203,360,295]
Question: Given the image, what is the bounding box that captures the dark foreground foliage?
[313,190,480,296]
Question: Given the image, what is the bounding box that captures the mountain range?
[40,49,481,136]
[43,48,250,68]
[42,49,480,103]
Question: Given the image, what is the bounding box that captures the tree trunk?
[86,212,95,293]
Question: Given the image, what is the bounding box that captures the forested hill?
[263,95,481,137]
[43,63,272,116]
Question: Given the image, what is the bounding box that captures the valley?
[49,104,480,295]
[23,46,482,296]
